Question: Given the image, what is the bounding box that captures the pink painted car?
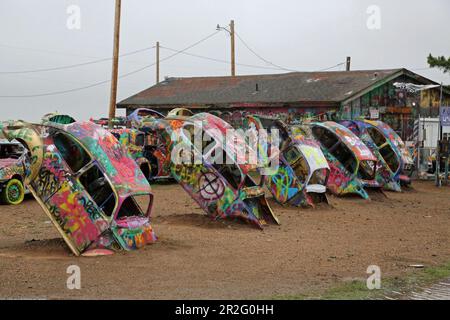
[1,119,157,256]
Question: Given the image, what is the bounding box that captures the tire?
[1,179,25,205]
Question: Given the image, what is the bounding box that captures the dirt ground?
[0,180,449,299]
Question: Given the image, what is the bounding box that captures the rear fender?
[0,121,43,184]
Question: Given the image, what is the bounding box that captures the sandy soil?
[0,181,449,299]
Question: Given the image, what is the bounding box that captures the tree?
[428,54,450,74]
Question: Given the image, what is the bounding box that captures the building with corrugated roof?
[117,68,450,141]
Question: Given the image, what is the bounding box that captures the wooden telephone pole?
[108,0,122,128]
[230,20,236,76]
[156,41,160,83]
[346,56,351,71]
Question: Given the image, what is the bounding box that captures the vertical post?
[439,83,443,140]
[108,0,122,128]
[346,56,351,71]
[436,84,443,186]
[156,41,160,84]
[230,20,236,76]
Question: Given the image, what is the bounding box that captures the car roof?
[48,121,150,197]
[312,121,377,161]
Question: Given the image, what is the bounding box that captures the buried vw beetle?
[108,127,153,181]
[161,112,280,228]
[128,108,173,180]
[0,139,27,205]
[340,120,414,191]
[0,119,156,256]
[245,115,330,207]
[308,121,380,199]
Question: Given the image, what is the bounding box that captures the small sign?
[440,107,450,126]
[369,107,379,119]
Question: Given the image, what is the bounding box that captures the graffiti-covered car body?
[0,140,27,205]
[308,121,380,199]
[127,108,164,128]
[141,111,279,228]
[245,115,330,207]
[340,120,414,191]
[0,120,156,256]
[174,113,279,228]
[128,108,172,180]
[109,128,152,181]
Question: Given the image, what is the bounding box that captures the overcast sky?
[0,0,449,122]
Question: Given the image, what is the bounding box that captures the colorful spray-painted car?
[245,115,330,207]
[307,121,380,199]
[109,128,152,181]
[340,120,414,191]
[149,112,279,228]
[0,119,156,256]
[0,140,27,205]
[128,108,172,180]
[127,108,164,128]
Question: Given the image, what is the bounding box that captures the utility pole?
[156,41,160,84]
[346,56,351,71]
[108,0,121,128]
[230,20,236,76]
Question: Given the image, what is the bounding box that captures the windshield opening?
[0,143,24,159]
[333,143,357,174]
[79,165,116,217]
[116,194,152,219]
[380,145,400,173]
[135,133,145,147]
[283,146,308,184]
[367,127,387,147]
[312,126,339,149]
[358,160,377,180]
[309,168,328,185]
[213,163,242,189]
[54,132,91,173]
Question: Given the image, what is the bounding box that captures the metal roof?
[117,69,408,109]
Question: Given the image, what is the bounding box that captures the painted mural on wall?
[0,119,156,256]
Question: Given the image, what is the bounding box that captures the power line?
[234,31,300,72]
[162,45,346,74]
[316,62,346,71]
[0,31,220,98]
[0,45,156,74]
[160,45,293,71]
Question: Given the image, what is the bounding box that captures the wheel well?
[140,163,151,180]
[11,174,23,183]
